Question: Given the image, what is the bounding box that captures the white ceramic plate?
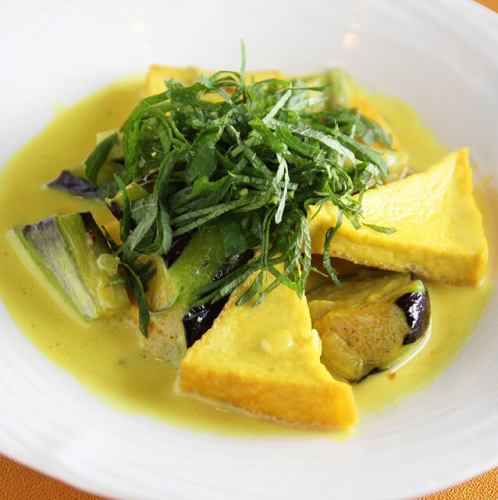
[0,1,497,498]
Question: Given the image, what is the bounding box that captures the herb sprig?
[100,49,393,336]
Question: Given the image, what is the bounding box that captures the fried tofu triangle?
[310,149,487,286]
[180,274,358,429]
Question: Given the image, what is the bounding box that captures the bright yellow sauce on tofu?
[0,78,492,436]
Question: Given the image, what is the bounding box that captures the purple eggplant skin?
[396,290,430,345]
[48,170,99,198]
[107,200,123,220]
[183,299,228,347]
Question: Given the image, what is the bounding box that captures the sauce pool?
[0,78,492,436]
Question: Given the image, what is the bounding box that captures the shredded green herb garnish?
[99,48,393,336]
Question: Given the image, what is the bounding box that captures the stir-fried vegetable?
[15,212,129,320]
[308,270,430,382]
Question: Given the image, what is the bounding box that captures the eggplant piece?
[48,170,99,198]
[15,212,129,320]
[142,231,252,362]
[139,227,226,364]
[182,249,253,346]
[48,129,124,198]
[48,159,123,199]
[307,270,430,382]
[396,289,430,345]
[148,228,225,313]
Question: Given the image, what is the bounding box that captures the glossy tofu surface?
[310,149,487,285]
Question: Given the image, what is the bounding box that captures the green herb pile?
[88,48,393,336]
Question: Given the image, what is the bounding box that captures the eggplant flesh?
[141,227,226,363]
[308,270,430,382]
[15,212,129,320]
[142,230,253,361]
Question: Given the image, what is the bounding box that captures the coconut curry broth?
[0,78,492,434]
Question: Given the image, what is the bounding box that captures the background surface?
[0,456,496,499]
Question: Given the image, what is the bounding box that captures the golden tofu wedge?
[310,149,487,285]
[180,275,358,428]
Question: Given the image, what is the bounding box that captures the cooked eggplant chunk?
[182,249,253,346]
[15,212,129,320]
[140,230,254,361]
[140,227,226,363]
[396,289,430,345]
[182,301,226,347]
[307,270,430,382]
[48,159,123,199]
[48,170,100,198]
[49,130,124,198]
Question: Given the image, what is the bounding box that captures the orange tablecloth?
[1,1,496,499]
[0,453,496,500]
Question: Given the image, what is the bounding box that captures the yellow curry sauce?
[0,78,492,436]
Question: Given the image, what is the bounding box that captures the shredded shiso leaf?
[83,46,393,336]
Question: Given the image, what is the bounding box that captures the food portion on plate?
[7,58,488,429]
